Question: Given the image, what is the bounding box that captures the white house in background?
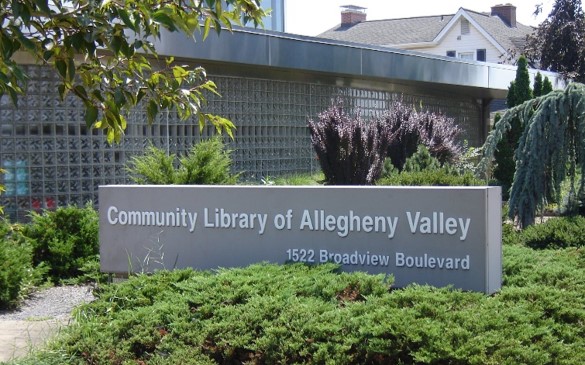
[318,4,534,65]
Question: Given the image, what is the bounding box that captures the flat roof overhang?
[154,28,559,100]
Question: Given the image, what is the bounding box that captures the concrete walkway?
[0,319,65,363]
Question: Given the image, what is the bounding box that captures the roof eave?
[384,41,438,49]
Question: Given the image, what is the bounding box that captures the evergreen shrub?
[23,203,99,283]
[308,102,392,185]
[378,169,484,187]
[126,138,238,185]
[402,145,441,172]
[0,219,35,309]
[493,56,532,199]
[379,147,484,186]
[518,216,585,249]
[24,251,585,365]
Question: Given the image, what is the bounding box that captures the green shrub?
[178,138,238,185]
[378,145,484,186]
[378,168,484,186]
[402,145,441,172]
[23,203,99,283]
[0,219,35,309]
[18,251,585,365]
[518,216,585,249]
[501,222,520,246]
[126,144,177,184]
[126,138,238,185]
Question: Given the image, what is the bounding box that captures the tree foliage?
[0,0,268,142]
[533,72,544,98]
[480,82,585,228]
[308,102,392,185]
[493,55,532,197]
[525,0,585,82]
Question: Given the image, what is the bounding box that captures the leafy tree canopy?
[480,82,585,228]
[525,0,585,82]
[0,0,268,142]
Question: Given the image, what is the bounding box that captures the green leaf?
[198,113,205,130]
[70,33,84,51]
[203,17,212,40]
[7,86,18,106]
[118,9,135,31]
[19,3,31,24]
[152,10,177,31]
[55,59,67,79]
[85,105,98,127]
[43,50,54,61]
[119,115,127,130]
[110,36,122,55]
[34,0,51,13]
[114,88,125,105]
[136,89,146,104]
[106,127,115,144]
[57,84,67,100]
[147,100,158,124]
[74,85,88,99]
[11,0,22,18]
[16,30,36,51]
[165,56,175,67]
[92,90,104,102]
[68,58,76,82]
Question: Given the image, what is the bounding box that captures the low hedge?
[377,169,484,186]
[517,216,585,249]
[16,243,585,365]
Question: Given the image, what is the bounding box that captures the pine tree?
[480,82,585,228]
[543,77,554,95]
[493,56,533,198]
[534,72,544,97]
[514,56,533,103]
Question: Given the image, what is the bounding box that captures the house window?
[446,50,456,57]
[477,49,486,62]
[461,18,470,35]
[459,52,474,61]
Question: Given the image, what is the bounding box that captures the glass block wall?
[0,65,482,221]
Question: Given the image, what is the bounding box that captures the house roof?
[318,8,534,56]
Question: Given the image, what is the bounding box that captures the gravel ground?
[0,285,95,322]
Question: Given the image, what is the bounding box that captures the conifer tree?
[480,82,585,228]
[534,72,544,97]
[493,56,532,197]
[543,77,554,95]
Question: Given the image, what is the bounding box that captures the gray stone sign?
[99,185,502,293]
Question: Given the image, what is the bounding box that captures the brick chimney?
[341,5,367,26]
[491,3,517,27]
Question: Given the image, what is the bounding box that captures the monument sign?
[99,185,501,293]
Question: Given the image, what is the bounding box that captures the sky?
[284,0,555,36]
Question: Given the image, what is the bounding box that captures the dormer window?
[461,18,470,35]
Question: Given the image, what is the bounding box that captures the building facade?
[0,28,557,221]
